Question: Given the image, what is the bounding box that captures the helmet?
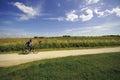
[29,39,32,42]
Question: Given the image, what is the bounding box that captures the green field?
[0,52,120,80]
[0,36,120,53]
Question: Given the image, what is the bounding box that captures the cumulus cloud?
[45,9,94,22]
[80,9,93,21]
[94,7,120,17]
[86,0,100,4]
[113,7,120,17]
[44,7,120,22]
[66,10,79,22]
[13,2,40,20]
[43,10,80,22]
[94,9,106,17]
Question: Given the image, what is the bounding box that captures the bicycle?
[22,46,37,54]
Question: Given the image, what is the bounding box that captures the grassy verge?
[0,52,120,80]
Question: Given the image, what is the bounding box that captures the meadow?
[0,52,120,80]
[0,36,120,52]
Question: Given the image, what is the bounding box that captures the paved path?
[0,47,120,67]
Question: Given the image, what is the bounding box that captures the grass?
[0,36,120,53]
[0,52,120,80]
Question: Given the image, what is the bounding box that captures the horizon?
[0,0,120,38]
[0,35,120,39]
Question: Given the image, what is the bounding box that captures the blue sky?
[0,0,120,38]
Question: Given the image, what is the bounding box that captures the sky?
[0,0,120,38]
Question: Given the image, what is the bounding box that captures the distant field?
[0,52,120,80]
[0,36,120,52]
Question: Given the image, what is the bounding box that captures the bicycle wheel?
[32,46,38,54]
[23,49,30,54]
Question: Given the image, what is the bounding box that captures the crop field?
[0,36,120,52]
[0,52,120,80]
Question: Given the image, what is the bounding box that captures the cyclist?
[25,39,32,51]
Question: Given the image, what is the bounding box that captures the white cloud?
[64,22,120,36]
[112,7,120,17]
[94,7,120,17]
[81,7,89,11]
[14,2,36,16]
[43,17,64,21]
[94,8,114,17]
[44,10,79,22]
[18,14,31,20]
[41,5,119,22]
[86,0,100,4]
[94,9,105,17]
[0,28,38,38]
[13,2,40,20]
[44,9,94,22]
[66,10,79,22]
[80,9,93,21]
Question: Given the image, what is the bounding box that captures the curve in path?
[0,47,120,67]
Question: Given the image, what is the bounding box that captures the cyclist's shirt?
[26,41,31,47]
